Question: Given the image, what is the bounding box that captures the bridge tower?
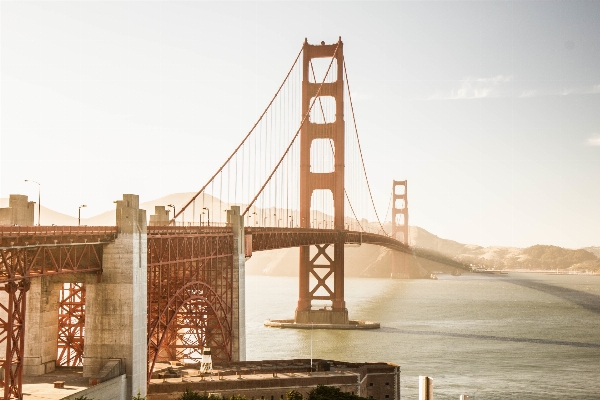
[296,38,348,325]
[391,180,410,278]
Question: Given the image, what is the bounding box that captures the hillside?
[4,195,597,275]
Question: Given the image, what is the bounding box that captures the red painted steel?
[391,181,409,278]
[1,280,28,400]
[146,228,234,380]
[0,227,114,400]
[298,38,346,313]
[56,283,86,367]
[0,243,105,283]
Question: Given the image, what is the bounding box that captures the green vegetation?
[133,391,146,400]
[177,389,223,400]
[286,390,303,400]
[307,385,363,400]
[176,386,364,400]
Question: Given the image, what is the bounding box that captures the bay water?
[245,273,600,399]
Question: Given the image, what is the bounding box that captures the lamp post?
[288,215,293,228]
[202,207,210,226]
[252,211,257,226]
[263,216,267,226]
[167,204,176,226]
[78,205,87,226]
[24,180,41,226]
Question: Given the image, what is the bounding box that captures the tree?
[286,390,303,400]
[178,388,222,400]
[307,385,363,400]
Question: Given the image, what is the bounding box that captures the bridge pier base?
[294,309,348,325]
[83,194,147,399]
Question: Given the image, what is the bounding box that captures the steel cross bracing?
[0,226,116,400]
[56,283,86,367]
[146,226,234,380]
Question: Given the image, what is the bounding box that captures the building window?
[271,396,274,400]
[385,382,390,385]
[351,393,354,396]
[369,383,373,386]
[385,396,390,398]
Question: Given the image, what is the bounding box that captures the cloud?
[519,90,536,98]
[587,134,600,147]
[428,75,513,100]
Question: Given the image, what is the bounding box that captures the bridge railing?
[147,225,232,236]
[0,225,118,238]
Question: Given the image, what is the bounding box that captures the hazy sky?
[1,1,599,249]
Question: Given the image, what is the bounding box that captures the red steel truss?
[56,283,86,367]
[147,227,234,379]
[1,280,28,400]
[0,226,114,400]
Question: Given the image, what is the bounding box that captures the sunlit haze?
[1,1,599,249]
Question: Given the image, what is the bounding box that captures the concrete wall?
[23,277,61,375]
[148,375,360,400]
[149,206,170,226]
[0,194,35,226]
[229,206,246,362]
[62,374,127,400]
[83,194,148,399]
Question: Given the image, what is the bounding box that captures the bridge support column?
[391,181,410,279]
[228,206,246,361]
[22,277,61,375]
[83,194,147,399]
[296,38,348,325]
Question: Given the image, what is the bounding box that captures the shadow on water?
[378,327,600,349]
[501,276,600,316]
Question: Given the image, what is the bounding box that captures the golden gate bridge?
[0,38,466,400]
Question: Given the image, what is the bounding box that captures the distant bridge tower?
[391,180,410,278]
[296,38,348,324]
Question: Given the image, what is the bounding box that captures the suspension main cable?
[382,190,393,227]
[343,60,389,236]
[172,46,304,223]
[243,42,341,216]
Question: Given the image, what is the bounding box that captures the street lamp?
[252,211,257,226]
[288,215,293,228]
[167,204,176,226]
[24,180,41,226]
[78,205,87,226]
[202,207,210,226]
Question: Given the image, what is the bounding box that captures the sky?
[1,1,599,249]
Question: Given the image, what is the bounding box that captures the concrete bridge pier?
[228,205,246,362]
[83,194,147,398]
[23,276,61,375]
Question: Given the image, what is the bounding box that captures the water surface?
[245,273,600,399]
